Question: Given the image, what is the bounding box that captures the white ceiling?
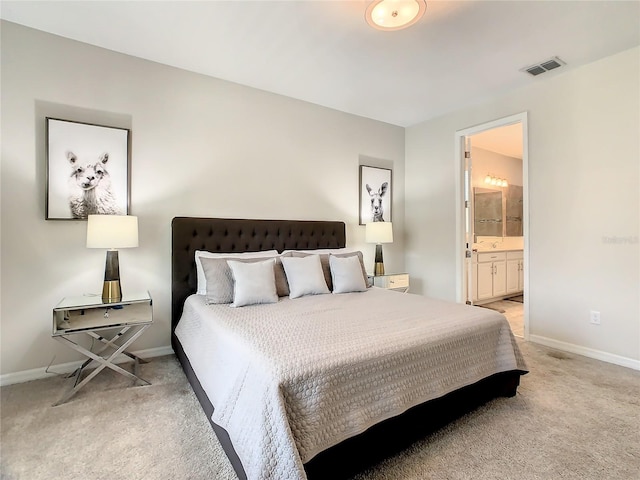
[1,1,639,128]
[472,123,522,159]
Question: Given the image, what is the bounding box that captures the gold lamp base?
[102,280,122,303]
[374,262,385,276]
[373,244,385,276]
[102,250,122,303]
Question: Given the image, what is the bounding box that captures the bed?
[171,217,527,480]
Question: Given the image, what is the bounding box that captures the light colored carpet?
[2,340,639,480]
[0,356,235,480]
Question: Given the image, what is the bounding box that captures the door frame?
[454,112,530,339]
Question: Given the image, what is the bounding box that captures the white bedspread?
[175,288,527,480]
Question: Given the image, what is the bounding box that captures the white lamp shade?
[87,215,139,249]
[366,222,393,244]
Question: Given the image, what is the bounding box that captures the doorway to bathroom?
[455,113,529,339]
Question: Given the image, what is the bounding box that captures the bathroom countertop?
[473,246,523,253]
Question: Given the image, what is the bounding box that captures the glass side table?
[52,291,153,406]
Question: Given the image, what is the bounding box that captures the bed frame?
[171,217,523,479]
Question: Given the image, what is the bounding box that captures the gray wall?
[2,20,637,378]
[0,22,405,377]
[405,47,639,365]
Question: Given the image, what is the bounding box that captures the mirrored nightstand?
[52,291,153,405]
[368,273,410,293]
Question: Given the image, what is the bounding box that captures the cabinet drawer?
[507,250,523,260]
[477,252,506,262]
[373,274,409,289]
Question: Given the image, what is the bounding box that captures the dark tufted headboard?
[171,217,346,335]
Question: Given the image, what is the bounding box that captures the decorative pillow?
[195,250,278,295]
[201,254,290,304]
[280,255,330,299]
[290,250,369,291]
[227,259,278,307]
[329,254,368,294]
[281,248,357,255]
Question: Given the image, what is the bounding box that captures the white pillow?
[281,255,330,299]
[194,250,278,295]
[290,250,369,291]
[281,247,356,255]
[329,254,368,294]
[226,259,278,307]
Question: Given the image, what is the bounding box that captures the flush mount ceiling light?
[366,0,427,31]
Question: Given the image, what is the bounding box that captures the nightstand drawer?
[53,292,152,335]
[373,273,410,290]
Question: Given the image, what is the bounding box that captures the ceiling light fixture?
[365,0,427,31]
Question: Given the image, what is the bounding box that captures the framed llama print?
[359,165,392,225]
[46,118,130,220]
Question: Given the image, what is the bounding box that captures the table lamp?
[87,214,139,302]
[365,222,393,276]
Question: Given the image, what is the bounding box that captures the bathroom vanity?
[472,249,523,304]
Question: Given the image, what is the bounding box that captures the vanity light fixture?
[365,0,427,31]
[484,174,508,188]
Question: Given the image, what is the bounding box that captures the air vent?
[522,56,566,77]
[525,65,546,76]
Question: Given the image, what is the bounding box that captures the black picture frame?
[46,117,131,220]
[359,165,392,225]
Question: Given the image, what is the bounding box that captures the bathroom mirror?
[474,185,523,238]
[474,188,502,237]
[505,185,523,236]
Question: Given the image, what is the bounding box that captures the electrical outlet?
[590,310,601,325]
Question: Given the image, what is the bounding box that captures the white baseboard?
[0,345,174,387]
[528,335,640,371]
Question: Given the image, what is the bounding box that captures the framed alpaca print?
[359,165,392,225]
[46,118,130,220]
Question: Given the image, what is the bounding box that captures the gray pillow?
[201,254,290,304]
[291,250,369,291]
[194,250,278,295]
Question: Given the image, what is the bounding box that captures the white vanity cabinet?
[473,250,523,303]
[475,252,507,301]
[506,250,524,295]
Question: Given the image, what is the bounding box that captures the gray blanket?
[176,288,527,480]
